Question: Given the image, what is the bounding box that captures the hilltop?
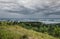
[0,25,59,39]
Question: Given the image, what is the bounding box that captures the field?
[0,21,60,39]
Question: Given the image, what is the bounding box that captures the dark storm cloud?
[0,0,60,18]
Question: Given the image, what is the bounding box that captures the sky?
[0,0,60,18]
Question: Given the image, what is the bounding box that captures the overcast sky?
[0,0,60,18]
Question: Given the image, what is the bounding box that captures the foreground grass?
[0,25,59,39]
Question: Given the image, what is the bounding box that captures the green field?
[0,21,60,39]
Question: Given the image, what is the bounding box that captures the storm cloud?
[0,0,60,18]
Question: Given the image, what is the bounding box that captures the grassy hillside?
[0,25,59,39]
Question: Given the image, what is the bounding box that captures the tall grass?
[0,25,59,39]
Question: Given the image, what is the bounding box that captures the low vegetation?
[0,21,60,39]
[19,22,60,38]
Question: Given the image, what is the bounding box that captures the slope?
[0,25,59,39]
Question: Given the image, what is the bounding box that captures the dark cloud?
[0,0,60,19]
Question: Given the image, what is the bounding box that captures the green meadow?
[0,21,60,39]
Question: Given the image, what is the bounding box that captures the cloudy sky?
[0,0,60,18]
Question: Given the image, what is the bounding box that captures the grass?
[0,25,59,39]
